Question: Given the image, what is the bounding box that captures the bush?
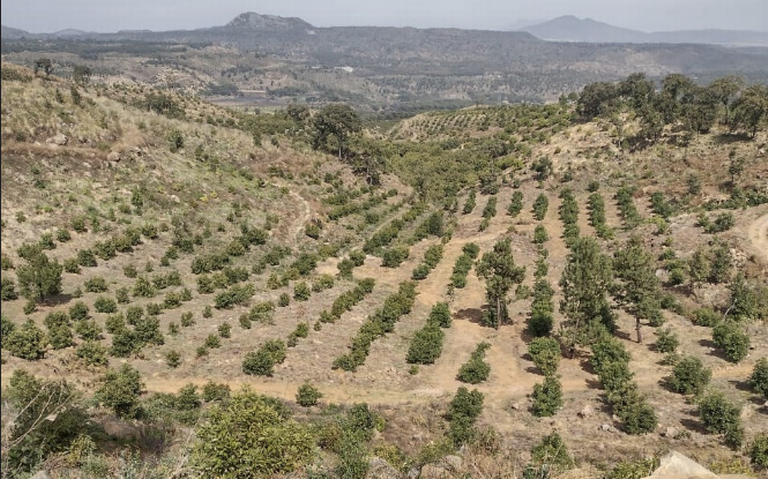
[381,246,409,268]
[76,340,109,367]
[530,431,574,473]
[218,322,231,338]
[748,357,768,399]
[95,364,144,418]
[84,276,108,293]
[698,391,744,448]
[428,302,452,328]
[712,321,749,362]
[16,253,63,301]
[654,328,679,354]
[532,374,563,417]
[1,277,18,300]
[202,381,231,403]
[532,194,549,221]
[204,334,221,349]
[192,388,314,478]
[529,337,561,375]
[243,340,287,377]
[457,342,491,384]
[406,324,445,364]
[5,319,46,360]
[93,296,117,313]
[293,281,311,301]
[533,223,549,244]
[296,383,323,407]
[278,292,290,307]
[750,433,768,469]
[214,283,255,309]
[165,350,181,368]
[669,355,711,395]
[692,307,721,327]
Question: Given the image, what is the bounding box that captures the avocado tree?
[311,103,362,159]
[476,238,526,329]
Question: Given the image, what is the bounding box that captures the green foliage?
[311,103,362,159]
[296,382,323,407]
[447,387,485,446]
[406,323,445,364]
[428,302,452,328]
[243,339,287,377]
[615,186,642,230]
[748,358,768,399]
[76,340,108,367]
[477,238,526,329]
[4,370,88,474]
[84,276,108,293]
[712,321,749,362]
[95,364,144,418]
[605,458,660,479]
[463,190,477,214]
[507,191,524,217]
[215,283,255,309]
[728,274,768,322]
[692,307,721,327]
[457,342,491,384]
[16,252,63,301]
[529,431,574,473]
[531,374,563,417]
[94,296,117,313]
[381,246,410,268]
[5,319,46,360]
[193,387,314,478]
[533,223,549,244]
[532,194,549,221]
[1,277,18,300]
[750,433,768,469]
[654,328,679,354]
[202,381,231,403]
[293,281,311,301]
[529,279,555,337]
[668,355,711,395]
[450,243,479,288]
[528,337,561,375]
[698,391,744,448]
[218,322,232,338]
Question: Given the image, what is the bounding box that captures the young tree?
[531,374,563,417]
[95,364,145,418]
[476,238,526,329]
[16,253,63,302]
[613,236,662,343]
[748,358,768,399]
[559,237,615,353]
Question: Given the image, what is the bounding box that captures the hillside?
[2,13,768,110]
[1,63,767,478]
[522,16,768,46]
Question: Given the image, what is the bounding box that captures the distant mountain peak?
[225,12,313,30]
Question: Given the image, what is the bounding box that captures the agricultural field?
[1,62,767,478]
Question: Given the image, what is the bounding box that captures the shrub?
[669,355,711,395]
[507,191,524,217]
[428,302,452,328]
[457,342,491,384]
[202,382,231,403]
[533,223,549,244]
[76,340,109,367]
[530,431,574,473]
[74,319,102,341]
[47,323,74,350]
[165,350,181,368]
[531,374,563,417]
[278,292,290,307]
[84,276,108,293]
[748,358,768,399]
[214,283,255,309]
[406,324,445,364]
[243,340,287,376]
[692,307,720,327]
[381,246,409,268]
[93,296,117,313]
[312,274,335,292]
[95,364,144,418]
[218,322,232,338]
[654,328,679,354]
[1,277,18,300]
[293,281,311,301]
[16,253,63,301]
[296,383,323,407]
[6,319,46,360]
[750,433,768,469]
[712,321,749,362]
[532,194,549,221]
[204,334,221,349]
[462,190,477,214]
[529,337,561,375]
[698,391,744,448]
[193,388,313,477]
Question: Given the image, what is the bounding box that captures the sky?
[2,0,767,34]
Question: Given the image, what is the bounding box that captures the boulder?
[107,151,121,162]
[30,472,51,479]
[45,134,68,145]
[419,464,451,479]
[443,455,462,470]
[663,426,679,439]
[644,450,719,479]
[368,457,401,479]
[579,404,595,418]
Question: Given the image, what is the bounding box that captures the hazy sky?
[2,0,767,33]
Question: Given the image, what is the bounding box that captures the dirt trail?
[748,211,768,263]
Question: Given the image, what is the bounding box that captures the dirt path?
[748,211,768,263]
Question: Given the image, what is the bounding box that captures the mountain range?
[520,15,768,46]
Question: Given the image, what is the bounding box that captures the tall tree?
[613,235,662,343]
[732,84,768,138]
[311,104,362,159]
[559,237,615,354]
[476,238,526,329]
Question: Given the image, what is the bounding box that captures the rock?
[406,467,420,479]
[443,455,462,470]
[600,423,618,433]
[663,426,679,438]
[45,134,68,145]
[101,417,141,440]
[107,151,121,162]
[419,464,451,479]
[30,472,50,479]
[169,194,180,203]
[645,450,720,479]
[368,457,401,479]
[509,401,522,410]
[579,404,595,418]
